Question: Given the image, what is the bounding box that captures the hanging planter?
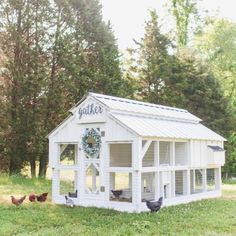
[82,128,102,158]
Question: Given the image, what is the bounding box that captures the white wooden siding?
[190,140,224,168]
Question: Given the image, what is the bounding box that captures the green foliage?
[0,0,123,177]
[129,10,187,107]
[0,175,236,235]
[178,50,235,136]
[223,133,236,174]
[127,10,236,176]
[194,18,236,102]
[169,0,198,47]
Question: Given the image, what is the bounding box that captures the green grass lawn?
[0,175,236,236]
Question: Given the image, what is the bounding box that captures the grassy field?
[0,175,236,236]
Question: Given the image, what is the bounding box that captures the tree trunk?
[30,160,36,178]
[38,149,48,178]
[39,7,61,178]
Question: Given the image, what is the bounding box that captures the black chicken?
[68,190,77,198]
[111,190,122,199]
[146,197,163,213]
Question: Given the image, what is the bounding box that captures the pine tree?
[132,10,187,107]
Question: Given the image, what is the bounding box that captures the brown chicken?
[36,192,48,202]
[11,195,26,206]
[29,193,37,202]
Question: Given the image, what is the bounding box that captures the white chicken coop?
[48,93,225,212]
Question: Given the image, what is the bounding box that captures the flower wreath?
[81,128,101,158]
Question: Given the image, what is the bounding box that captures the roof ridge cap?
[90,93,188,113]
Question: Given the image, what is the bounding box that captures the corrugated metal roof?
[90,93,201,123]
[111,114,226,141]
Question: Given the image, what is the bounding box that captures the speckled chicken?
[65,196,74,207]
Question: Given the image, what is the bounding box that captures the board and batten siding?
[190,140,224,167]
[106,116,136,142]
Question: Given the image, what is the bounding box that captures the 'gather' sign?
[78,103,103,119]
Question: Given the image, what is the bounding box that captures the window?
[59,170,77,196]
[207,169,216,191]
[142,142,155,167]
[110,172,132,202]
[190,169,204,194]
[59,144,77,165]
[175,142,187,165]
[141,172,155,201]
[159,142,171,165]
[175,170,187,196]
[110,144,132,167]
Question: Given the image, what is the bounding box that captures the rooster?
[65,196,74,207]
[68,190,77,198]
[146,197,163,213]
[11,195,26,206]
[29,193,37,202]
[36,192,48,202]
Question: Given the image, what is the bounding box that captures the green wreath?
[82,128,101,158]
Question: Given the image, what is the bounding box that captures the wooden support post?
[171,141,175,166]
[155,171,159,199]
[215,168,221,190]
[78,148,85,201]
[171,170,175,197]
[132,137,142,211]
[203,169,207,192]
[193,169,196,193]
[186,169,191,195]
[52,169,60,201]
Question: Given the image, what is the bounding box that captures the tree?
[178,50,234,137]
[130,10,187,107]
[194,18,236,102]
[169,0,198,48]
[223,133,236,177]
[0,0,51,175]
[37,0,124,177]
[0,0,123,177]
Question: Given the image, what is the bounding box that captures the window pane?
[110,144,132,167]
[59,170,77,196]
[60,144,77,165]
[110,172,132,202]
[159,142,171,165]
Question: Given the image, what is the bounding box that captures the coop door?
[82,127,101,196]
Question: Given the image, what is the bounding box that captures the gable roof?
[48,92,226,141]
[89,93,201,123]
[111,113,225,141]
